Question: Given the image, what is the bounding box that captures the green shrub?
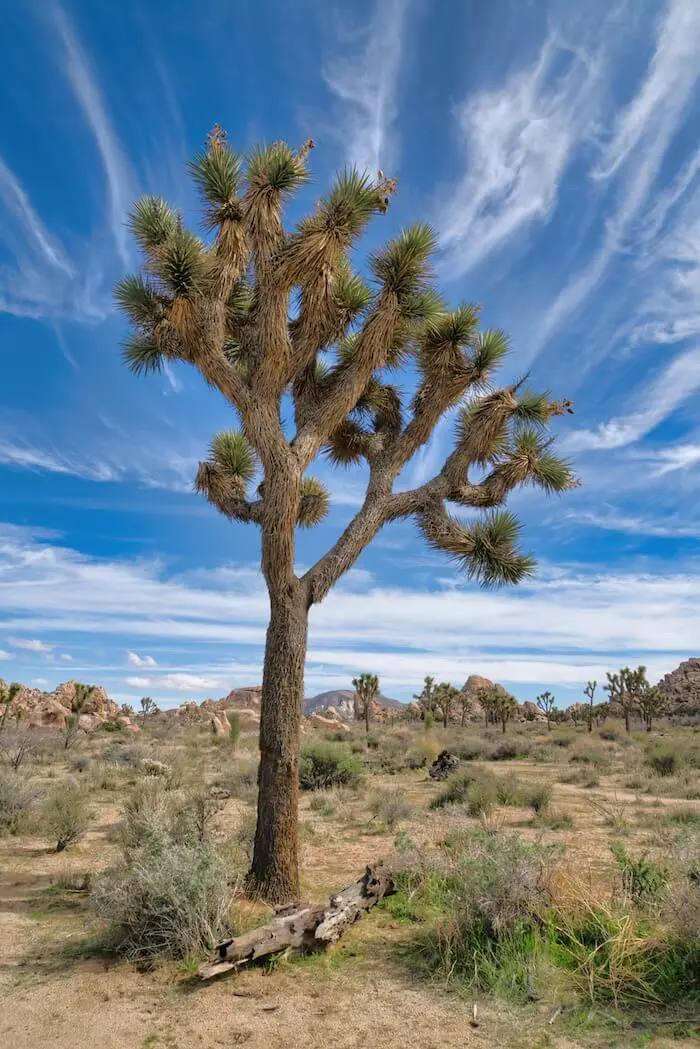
[0,769,38,835]
[465,777,497,817]
[489,739,531,761]
[611,843,669,906]
[90,840,235,961]
[406,831,555,996]
[369,788,413,829]
[423,711,433,731]
[430,769,496,809]
[70,754,91,773]
[647,744,685,777]
[228,712,241,747]
[569,745,611,771]
[43,782,92,851]
[214,759,258,804]
[103,743,146,768]
[453,738,492,761]
[523,782,553,815]
[299,743,363,790]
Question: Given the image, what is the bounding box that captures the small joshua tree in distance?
[352,672,379,740]
[584,680,597,733]
[536,690,556,731]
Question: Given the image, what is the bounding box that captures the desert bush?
[402,830,555,996]
[452,737,492,761]
[611,843,670,906]
[559,767,600,788]
[430,769,496,810]
[523,782,553,815]
[646,744,685,777]
[465,777,498,817]
[369,788,413,829]
[214,759,258,804]
[0,729,37,771]
[551,730,577,748]
[568,745,611,772]
[228,712,241,747]
[70,754,91,774]
[43,782,92,851]
[0,769,38,834]
[90,839,235,961]
[489,738,531,761]
[597,723,626,743]
[142,758,173,779]
[103,743,146,769]
[299,742,363,790]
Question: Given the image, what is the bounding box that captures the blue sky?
[1,0,699,707]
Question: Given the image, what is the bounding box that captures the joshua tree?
[0,682,22,735]
[477,687,500,728]
[63,714,80,750]
[604,666,651,732]
[536,690,556,731]
[458,688,473,726]
[72,682,96,715]
[584,680,597,733]
[140,696,159,718]
[414,675,436,720]
[435,681,459,729]
[352,672,379,739]
[632,673,666,732]
[493,690,517,733]
[116,129,577,901]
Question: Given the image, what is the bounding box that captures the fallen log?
[198,862,394,980]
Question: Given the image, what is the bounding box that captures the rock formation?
[657,658,700,717]
[0,680,136,733]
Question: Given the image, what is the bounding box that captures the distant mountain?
[304,689,404,720]
[657,658,700,716]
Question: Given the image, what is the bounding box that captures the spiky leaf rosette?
[418,503,535,587]
[129,197,178,256]
[122,333,163,376]
[114,275,164,329]
[189,140,242,227]
[154,228,207,299]
[298,477,330,527]
[195,431,258,520]
[209,431,256,483]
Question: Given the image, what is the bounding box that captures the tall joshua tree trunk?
[250,585,308,901]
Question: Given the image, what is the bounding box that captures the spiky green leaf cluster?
[189,144,241,214]
[298,476,330,527]
[154,228,207,297]
[114,275,163,328]
[464,511,536,587]
[471,329,510,379]
[370,223,436,300]
[246,142,310,195]
[129,197,177,255]
[122,334,163,376]
[209,431,256,482]
[513,389,552,428]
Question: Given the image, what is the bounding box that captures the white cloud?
[60,653,74,661]
[536,0,700,352]
[32,678,49,686]
[565,509,700,538]
[125,676,150,689]
[53,4,134,265]
[0,650,13,660]
[0,438,118,480]
[565,346,700,450]
[7,637,54,654]
[0,525,698,699]
[438,33,601,277]
[324,0,408,174]
[0,155,73,275]
[127,651,158,668]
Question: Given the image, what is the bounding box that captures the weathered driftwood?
[198,862,394,980]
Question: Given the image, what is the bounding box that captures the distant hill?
[304,689,404,720]
[657,658,700,717]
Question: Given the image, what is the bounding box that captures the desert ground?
[1,715,698,1049]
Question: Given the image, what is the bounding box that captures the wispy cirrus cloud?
[537,0,700,351]
[437,32,602,278]
[565,345,700,450]
[7,637,54,654]
[52,4,134,266]
[127,651,157,668]
[324,0,409,174]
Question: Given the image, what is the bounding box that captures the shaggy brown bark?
[199,863,394,980]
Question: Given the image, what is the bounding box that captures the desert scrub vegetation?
[369,787,414,829]
[90,779,237,960]
[0,768,38,835]
[299,742,363,790]
[390,828,700,1009]
[43,781,92,851]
